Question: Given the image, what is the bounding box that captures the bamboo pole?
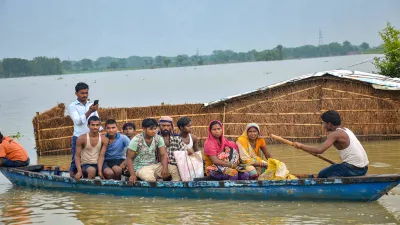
[223,104,226,123]
[321,109,399,112]
[270,134,336,164]
[322,88,396,102]
[36,112,42,156]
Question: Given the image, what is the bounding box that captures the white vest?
[336,128,369,167]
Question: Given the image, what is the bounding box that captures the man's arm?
[98,136,109,179]
[192,135,200,152]
[74,136,84,181]
[126,150,137,183]
[158,146,169,178]
[126,138,138,184]
[67,104,97,126]
[295,132,337,154]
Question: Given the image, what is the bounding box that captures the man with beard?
[158,116,186,181]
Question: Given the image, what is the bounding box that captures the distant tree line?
[0,41,380,78]
[0,57,62,78]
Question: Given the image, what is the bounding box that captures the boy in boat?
[158,116,187,181]
[294,110,369,178]
[177,117,200,154]
[103,119,130,180]
[0,131,30,167]
[126,118,170,183]
[74,116,109,182]
[122,122,136,140]
[67,82,101,178]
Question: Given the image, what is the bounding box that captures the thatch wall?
[33,76,400,156]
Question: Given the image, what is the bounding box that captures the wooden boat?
[1,165,399,201]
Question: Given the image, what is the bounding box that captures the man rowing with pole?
[293,110,369,178]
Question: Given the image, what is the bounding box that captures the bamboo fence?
[32,76,400,156]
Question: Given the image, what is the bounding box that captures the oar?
[270,134,336,165]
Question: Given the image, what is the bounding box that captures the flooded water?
[1,55,400,224]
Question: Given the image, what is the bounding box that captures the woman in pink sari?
[204,120,249,180]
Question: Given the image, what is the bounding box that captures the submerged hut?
[33,70,400,156]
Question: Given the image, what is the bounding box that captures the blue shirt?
[67,99,100,137]
[105,133,130,160]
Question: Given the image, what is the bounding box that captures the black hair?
[321,110,341,126]
[142,118,158,128]
[88,116,101,125]
[209,121,222,129]
[177,117,191,130]
[0,132,3,140]
[105,119,117,127]
[123,122,136,131]
[75,82,89,92]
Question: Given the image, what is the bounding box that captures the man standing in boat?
[67,82,100,177]
[126,118,170,183]
[103,119,130,180]
[294,110,369,178]
[158,116,187,181]
[74,116,109,181]
[0,131,30,167]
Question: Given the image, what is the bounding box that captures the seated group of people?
[70,110,369,183]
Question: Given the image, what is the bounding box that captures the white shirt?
[336,128,369,168]
[67,99,100,137]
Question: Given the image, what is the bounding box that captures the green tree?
[276,45,283,60]
[80,58,93,70]
[62,60,73,71]
[155,56,163,66]
[109,61,119,70]
[374,22,400,78]
[176,54,188,66]
[0,60,3,77]
[359,42,370,51]
[163,57,171,67]
[73,62,81,71]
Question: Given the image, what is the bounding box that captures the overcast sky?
[1,0,399,60]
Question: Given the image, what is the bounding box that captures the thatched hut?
[33,70,400,156]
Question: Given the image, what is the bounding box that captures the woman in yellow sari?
[237,123,272,180]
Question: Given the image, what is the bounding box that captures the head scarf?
[237,123,266,157]
[204,120,237,156]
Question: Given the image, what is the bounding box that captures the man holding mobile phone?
[67,82,100,177]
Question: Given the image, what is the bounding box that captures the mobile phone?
[93,100,99,105]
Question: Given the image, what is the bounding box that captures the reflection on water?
[0,184,399,225]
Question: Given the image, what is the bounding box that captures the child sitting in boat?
[294,110,369,178]
[204,120,249,180]
[103,119,130,180]
[126,118,172,183]
[177,117,200,154]
[0,131,30,167]
[74,116,109,181]
[122,122,136,140]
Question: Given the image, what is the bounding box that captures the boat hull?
[1,167,399,201]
